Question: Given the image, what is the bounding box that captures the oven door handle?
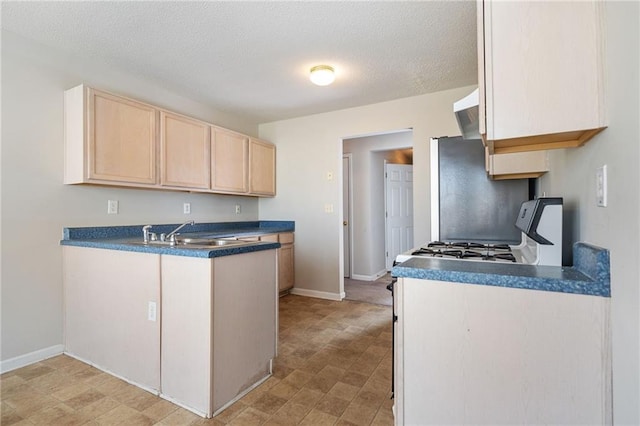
[386,277,397,292]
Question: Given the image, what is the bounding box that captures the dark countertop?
[60,221,294,259]
[391,242,610,297]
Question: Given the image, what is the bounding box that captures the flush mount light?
[309,65,335,86]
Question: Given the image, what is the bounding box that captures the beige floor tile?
[269,401,312,424]
[314,394,350,417]
[51,381,92,401]
[111,382,159,411]
[95,404,154,426]
[281,369,313,390]
[141,398,179,421]
[339,402,378,426]
[352,388,386,410]
[27,402,87,426]
[5,388,60,418]
[227,407,270,425]
[316,365,346,381]
[371,406,394,426]
[213,400,248,423]
[76,397,121,420]
[268,381,300,400]
[157,407,201,425]
[64,388,107,410]
[339,371,369,388]
[304,375,338,394]
[1,408,25,426]
[290,387,324,407]
[299,408,338,425]
[250,392,288,415]
[13,363,54,381]
[327,382,360,402]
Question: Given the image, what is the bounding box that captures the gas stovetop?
[397,240,520,264]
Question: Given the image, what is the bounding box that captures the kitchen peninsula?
[391,242,611,425]
[61,221,293,417]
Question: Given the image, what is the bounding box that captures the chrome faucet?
[142,225,154,243]
[162,220,195,243]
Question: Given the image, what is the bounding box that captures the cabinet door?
[278,243,294,292]
[481,1,606,153]
[160,111,210,189]
[249,138,276,196]
[88,88,157,184]
[211,128,248,193]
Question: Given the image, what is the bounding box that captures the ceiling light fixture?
[309,65,335,86]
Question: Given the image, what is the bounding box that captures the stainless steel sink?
[177,238,244,247]
[130,238,248,249]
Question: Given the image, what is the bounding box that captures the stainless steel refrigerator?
[430,136,531,244]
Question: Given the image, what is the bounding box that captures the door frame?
[342,153,353,279]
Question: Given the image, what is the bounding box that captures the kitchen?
[1,1,639,425]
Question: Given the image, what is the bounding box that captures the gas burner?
[411,248,463,258]
[492,253,517,262]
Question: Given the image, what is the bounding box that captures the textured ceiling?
[2,1,478,123]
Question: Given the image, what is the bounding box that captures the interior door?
[385,163,414,270]
[342,155,351,278]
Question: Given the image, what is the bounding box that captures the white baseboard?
[0,344,64,374]
[289,287,345,301]
[351,269,388,282]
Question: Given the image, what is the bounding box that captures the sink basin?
[177,238,243,247]
[130,237,248,249]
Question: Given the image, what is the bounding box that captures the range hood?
[453,88,480,139]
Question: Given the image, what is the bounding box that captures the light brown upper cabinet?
[249,138,276,196]
[478,1,607,154]
[64,85,157,186]
[211,127,249,193]
[160,111,210,189]
[64,85,276,197]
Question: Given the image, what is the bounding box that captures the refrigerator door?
[431,137,530,244]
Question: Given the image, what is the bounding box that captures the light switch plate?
[596,165,607,207]
[183,203,191,214]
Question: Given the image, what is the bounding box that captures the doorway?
[341,130,413,287]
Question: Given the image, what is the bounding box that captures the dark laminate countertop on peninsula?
[60,221,294,258]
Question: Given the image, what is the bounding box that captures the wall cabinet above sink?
[478,0,607,154]
[64,84,276,197]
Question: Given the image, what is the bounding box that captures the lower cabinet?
[244,233,294,294]
[63,246,161,391]
[395,277,611,425]
[161,250,278,416]
[63,246,278,418]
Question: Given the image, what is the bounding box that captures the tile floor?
[1,295,394,425]
[344,274,393,306]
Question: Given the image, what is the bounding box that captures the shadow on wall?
[563,201,579,266]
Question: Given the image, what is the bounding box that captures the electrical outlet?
[107,200,119,214]
[148,301,157,322]
[183,203,191,214]
[596,165,608,207]
[324,203,334,213]
[235,204,241,214]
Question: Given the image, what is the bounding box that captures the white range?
[396,197,563,266]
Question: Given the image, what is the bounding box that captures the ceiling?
[1,1,478,123]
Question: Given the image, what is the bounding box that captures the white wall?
[537,3,639,423]
[0,31,261,364]
[259,87,471,298]
[343,132,413,279]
